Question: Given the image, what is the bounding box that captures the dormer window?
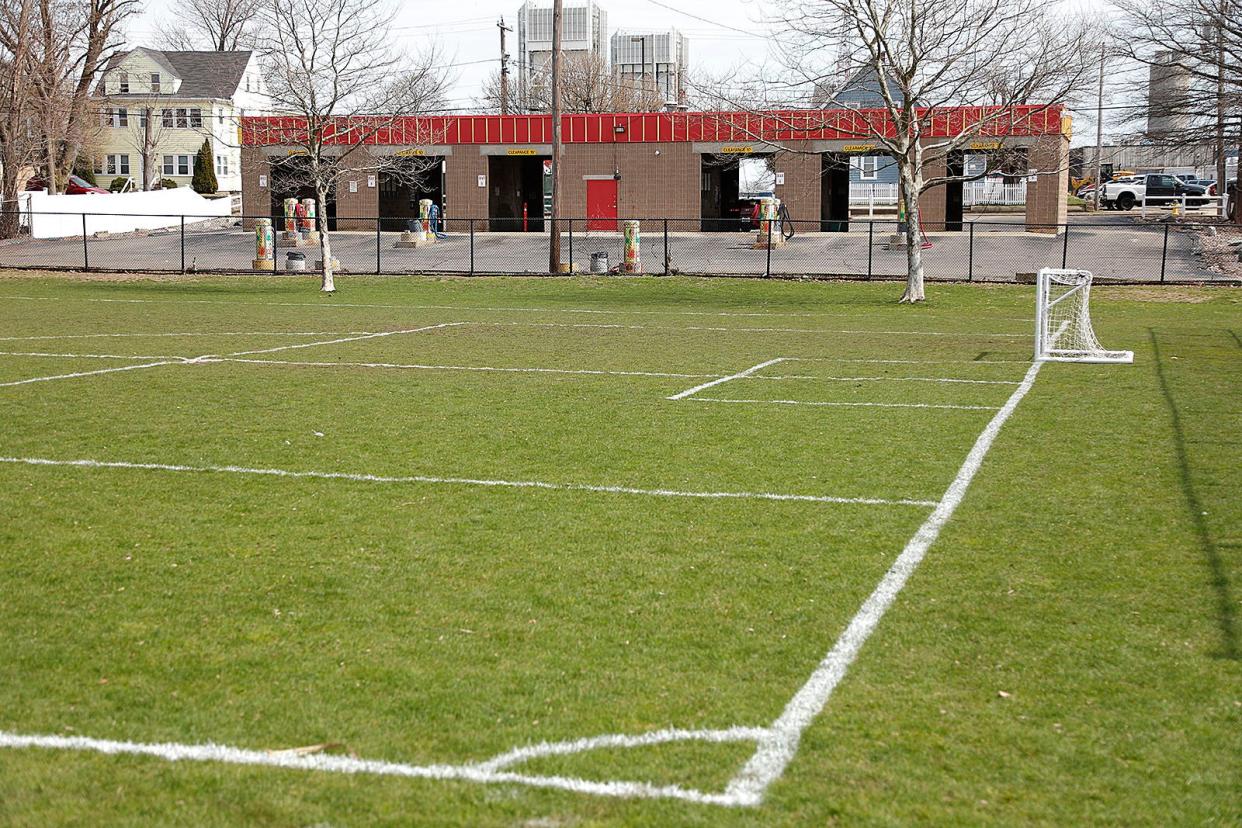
[118,72,129,93]
[151,73,161,93]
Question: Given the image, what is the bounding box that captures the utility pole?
[548,0,563,273]
[498,17,513,116]
[1093,42,1105,212]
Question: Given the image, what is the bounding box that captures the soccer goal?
[1034,268,1134,363]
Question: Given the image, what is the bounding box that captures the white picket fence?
[848,179,1028,212]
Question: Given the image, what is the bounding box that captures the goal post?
[1034,268,1133,364]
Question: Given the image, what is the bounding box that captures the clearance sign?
[720,145,754,154]
[841,144,876,154]
[969,140,1002,151]
[396,148,427,157]
[507,148,538,156]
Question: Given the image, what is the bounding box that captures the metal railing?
[0,210,1236,284]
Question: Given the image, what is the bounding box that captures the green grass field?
[0,273,1238,826]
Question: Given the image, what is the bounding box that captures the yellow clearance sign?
[396,148,427,157]
[720,145,753,154]
[507,148,537,156]
[969,140,1002,151]
[842,144,876,153]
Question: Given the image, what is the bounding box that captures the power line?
[640,0,760,37]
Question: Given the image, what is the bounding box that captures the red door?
[586,178,618,231]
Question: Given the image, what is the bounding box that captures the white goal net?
[1034,268,1133,363]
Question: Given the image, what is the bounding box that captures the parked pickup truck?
[1100,173,1209,211]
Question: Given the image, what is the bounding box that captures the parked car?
[25,175,109,195]
[1099,173,1209,210]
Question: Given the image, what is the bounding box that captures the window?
[150,73,161,93]
[161,154,191,176]
[215,154,229,176]
[103,154,130,176]
[189,108,202,128]
[118,72,128,93]
[161,108,173,128]
[116,108,128,128]
[175,108,189,128]
[859,156,879,180]
[101,107,128,128]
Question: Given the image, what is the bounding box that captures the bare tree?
[1112,0,1241,224]
[253,0,449,293]
[479,53,666,114]
[704,0,1094,302]
[156,0,260,51]
[0,0,41,237]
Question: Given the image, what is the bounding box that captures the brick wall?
[1026,135,1069,234]
[558,142,699,223]
[774,145,822,226]
[444,151,487,232]
[332,150,378,230]
[240,148,268,229]
[918,152,947,232]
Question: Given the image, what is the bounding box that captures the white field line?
[723,361,1044,804]
[494,321,1029,338]
[0,456,938,508]
[667,358,788,401]
[0,350,184,360]
[473,726,769,773]
[0,729,749,807]
[0,360,185,388]
[214,323,466,358]
[203,357,714,380]
[690,398,1001,412]
[741,375,1020,386]
[0,294,1037,323]
[0,331,368,342]
[786,357,1026,365]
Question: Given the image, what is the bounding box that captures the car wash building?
[240,106,1071,234]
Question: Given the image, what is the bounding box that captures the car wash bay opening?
[241,109,1071,234]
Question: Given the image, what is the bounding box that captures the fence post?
[180,215,186,272]
[765,214,773,277]
[1060,222,1069,269]
[867,221,874,280]
[1160,222,1169,283]
[81,213,89,270]
[967,221,974,282]
[663,218,670,276]
[375,218,381,274]
[469,219,475,276]
[568,218,573,273]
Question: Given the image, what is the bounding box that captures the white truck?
[1099,173,1210,211]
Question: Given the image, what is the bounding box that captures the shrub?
[192,139,218,194]
[108,177,129,193]
[74,165,98,186]
[158,178,178,189]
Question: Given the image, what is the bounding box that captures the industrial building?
[610,28,689,108]
[240,106,1071,234]
[516,0,609,109]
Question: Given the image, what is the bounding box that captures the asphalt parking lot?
[0,213,1225,282]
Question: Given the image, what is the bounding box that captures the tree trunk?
[1234,139,1241,226]
[898,164,925,303]
[45,128,58,195]
[317,193,335,292]
[144,108,156,190]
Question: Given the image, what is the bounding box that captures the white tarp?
[23,188,233,239]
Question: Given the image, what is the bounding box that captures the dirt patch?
[1094,285,1236,303]
[1194,225,1242,279]
[0,268,314,284]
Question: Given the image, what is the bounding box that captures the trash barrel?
[286,251,307,272]
[590,252,608,273]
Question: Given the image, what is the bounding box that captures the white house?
[91,48,272,193]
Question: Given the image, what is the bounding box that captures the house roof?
[99,48,253,100]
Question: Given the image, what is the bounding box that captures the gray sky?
[127,0,1123,143]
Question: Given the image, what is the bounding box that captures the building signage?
[477,175,486,187]
[349,180,358,193]
[507,148,537,156]
[396,148,427,157]
[969,140,1002,151]
[258,175,267,189]
[720,145,754,154]
[775,172,785,185]
[367,175,376,188]
[841,144,876,154]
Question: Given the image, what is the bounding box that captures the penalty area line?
[689,398,1001,412]
[0,456,938,508]
[667,358,788,400]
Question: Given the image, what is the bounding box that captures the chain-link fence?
[0,210,1236,283]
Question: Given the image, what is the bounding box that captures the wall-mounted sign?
[396,148,427,157]
[507,148,537,156]
[349,180,358,193]
[841,144,876,154]
[720,145,753,154]
[258,175,267,189]
[286,149,308,156]
[367,175,376,188]
[775,172,785,185]
[969,140,1002,151]
[477,175,486,188]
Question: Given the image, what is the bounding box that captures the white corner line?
[0,456,938,508]
[744,375,1021,386]
[201,357,714,380]
[689,398,1001,412]
[723,361,1043,805]
[219,322,468,358]
[0,729,757,808]
[667,358,788,401]
[0,331,371,342]
[0,360,185,389]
